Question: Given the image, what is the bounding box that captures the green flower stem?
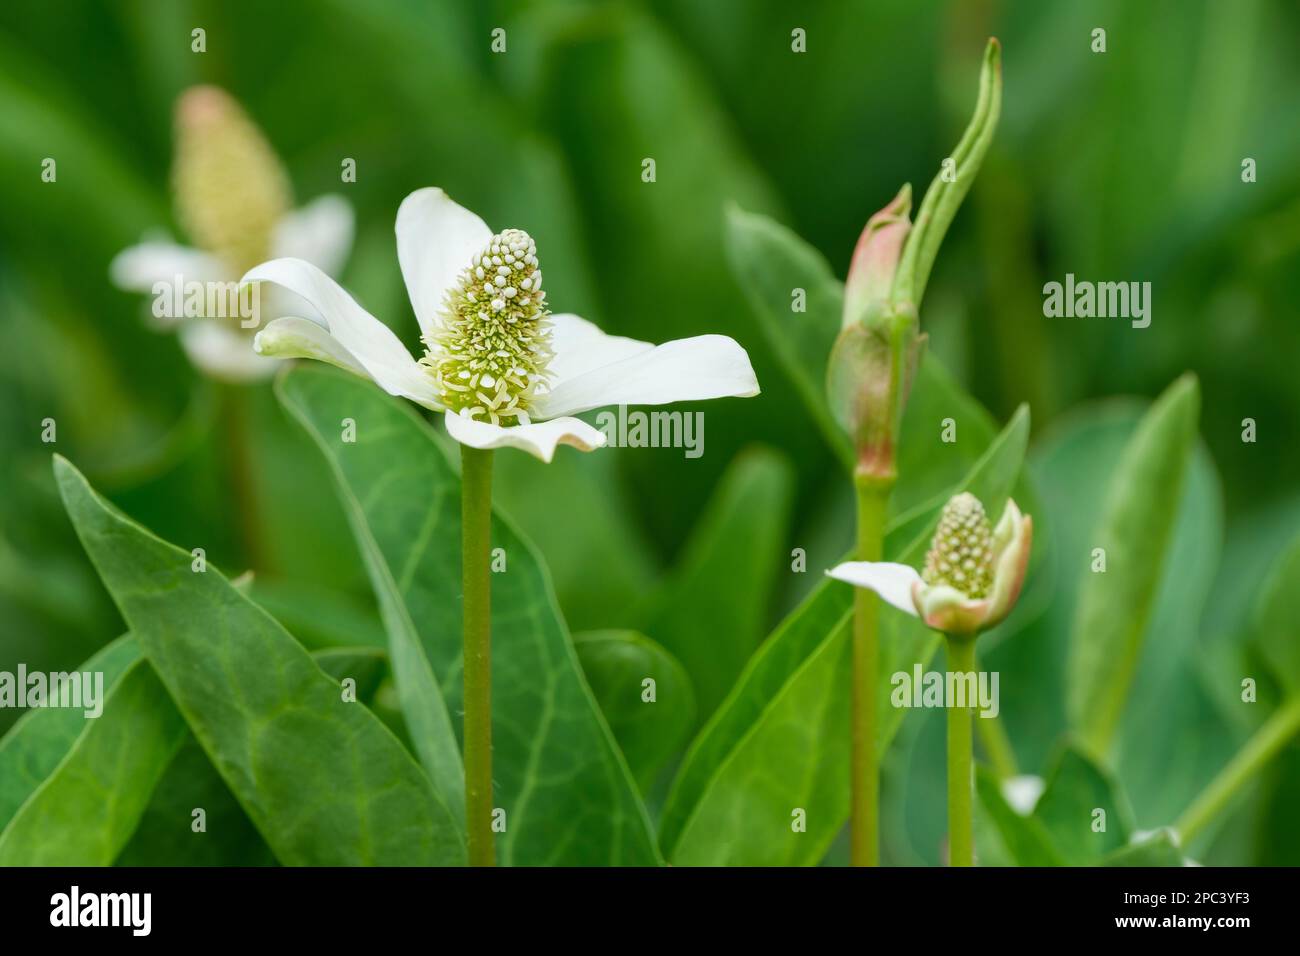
[1175,695,1300,846]
[460,445,495,867]
[945,634,977,867]
[219,383,265,571]
[850,474,893,866]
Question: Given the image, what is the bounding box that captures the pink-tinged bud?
[172,85,292,275]
[843,183,912,330]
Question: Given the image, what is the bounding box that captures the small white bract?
[242,187,761,462]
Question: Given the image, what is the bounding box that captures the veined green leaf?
[277,365,659,865]
[0,635,141,831]
[54,455,465,866]
[638,447,794,720]
[574,630,696,790]
[661,407,1029,864]
[1067,374,1201,757]
[0,646,185,865]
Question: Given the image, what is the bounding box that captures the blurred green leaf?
[724,205,850,465]
[973,765,1061,866]
[638,447,794,720]
[0,649,185,865]
[1067,375,1201,757]
[276,365,658,865]
[54,455,465,866]
[661,407,1028,865]
[1252,532,1300,697]
[573,630,695,790]
[1031,744,1132,864]
[1102,829,1187,867]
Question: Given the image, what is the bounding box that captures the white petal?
[241,257,441,410]
[825,561,922,616]
[272,195,355,277]
[178,321,279,382]
[546,313,656,382]
[443,410,606,463]
[110,240,227,328]
[1001,775,1045,816]
[534,329,761,419]
[395,187,492,339]
[254,316,367,376]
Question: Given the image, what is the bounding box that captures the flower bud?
[172,85,292,275]
[843,184,911,331]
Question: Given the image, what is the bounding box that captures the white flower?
[243,187,761,462]
[827,493,1032,636]
[109,86,354,382]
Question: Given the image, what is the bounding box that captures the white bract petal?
[443,410,606,463]
[272,195,355,277]
[242,257,442,410]
[110,240,228,293]
[535,332,761,419]
[825,561,922,616]
[254,316,367,376]
[396,187,492,340]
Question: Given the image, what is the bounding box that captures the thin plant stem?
[460,445,495,867]
[1175,695,1300,846]
[850,475,892,866]
[946,635,977,867]
[219,382,265,571]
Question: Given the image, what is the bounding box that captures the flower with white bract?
[242,187,761,462]
[827,492,1032,636]
[110,85,354,382]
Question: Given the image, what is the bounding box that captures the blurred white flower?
[110,86,353,382]
[244,187,760,462]
[828,492,1032,636]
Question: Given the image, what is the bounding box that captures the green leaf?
[573,631,696,790]
[0,648,186,865]
[892,38,1002,308]
[1252,532,1300,698]
[661,407,1029,865]
[724,205,852,466]
[973,765,1063,866]
[1031,744,1132,864]
[117,646,390,867]
[1067,374,1201,757]
[0,635,141,831]
[277,365,659,865]
[53,455,466,866]
[638,447,794,720]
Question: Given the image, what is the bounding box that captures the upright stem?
[946,635,976,867]
[850,475,893,866]
[1175,695,1300,846]
[460,445,495,867]
[218,383,265,571]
